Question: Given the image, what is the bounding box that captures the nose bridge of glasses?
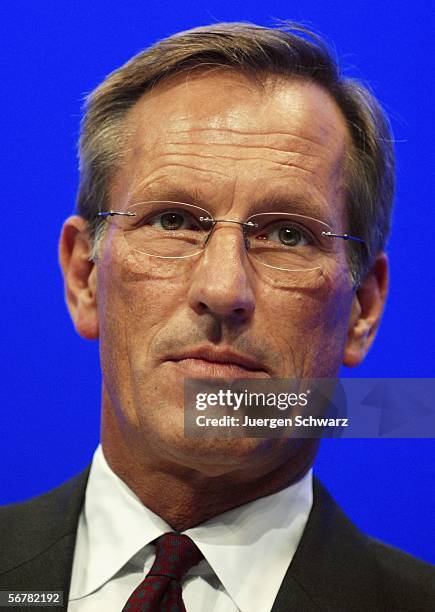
[203,217,253,249]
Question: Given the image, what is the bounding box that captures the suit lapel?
[272,477,382,611]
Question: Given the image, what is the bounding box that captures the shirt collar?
[70,444,313,612]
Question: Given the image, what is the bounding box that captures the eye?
[147,210,201,231]
[256,222,312,247]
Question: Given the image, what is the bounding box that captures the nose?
[187,223,256,321]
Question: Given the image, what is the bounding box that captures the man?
[1,21,434,612]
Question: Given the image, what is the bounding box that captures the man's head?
[59,23,392,487]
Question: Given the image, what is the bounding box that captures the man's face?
[94,71,357,473]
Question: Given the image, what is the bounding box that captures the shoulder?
[283,477,435,611]
[367,536,435,605]
[0,468,90,527]
[0,468,90,575]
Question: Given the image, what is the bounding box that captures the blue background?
[1,1,434,563]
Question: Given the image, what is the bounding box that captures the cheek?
[305,269,354,372]
[96,237,189,398]
[264,261,352,322]
[98,251,188,346]
[261,264,354,374]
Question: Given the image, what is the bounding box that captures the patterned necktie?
[122,532,204,612]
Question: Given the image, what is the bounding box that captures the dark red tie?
[122,532,204,612]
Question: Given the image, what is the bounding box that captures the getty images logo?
[195,388,310,411]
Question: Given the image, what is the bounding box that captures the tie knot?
[148,533,203,581]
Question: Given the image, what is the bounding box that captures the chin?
[152,430,290,472]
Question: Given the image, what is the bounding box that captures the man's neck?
[101,432,318,531]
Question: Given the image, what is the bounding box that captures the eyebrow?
[130,184,334,225]
[131,185,205,207]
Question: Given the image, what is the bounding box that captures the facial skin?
[60,71,388,529]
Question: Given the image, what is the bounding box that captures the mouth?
[165,347,270,379]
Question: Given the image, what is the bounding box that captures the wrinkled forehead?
[114,70,350,221]
[124,70,349,153]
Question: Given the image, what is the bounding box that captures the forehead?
[115,70,350,221]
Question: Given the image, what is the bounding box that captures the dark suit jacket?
[1,470,434,611]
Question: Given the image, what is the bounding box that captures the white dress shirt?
[68,445,313,612]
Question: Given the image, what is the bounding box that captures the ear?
[343,252,388,367]
[59,216,99,340]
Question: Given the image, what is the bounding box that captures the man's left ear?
[343,252,389,367]
[59,215,99,340]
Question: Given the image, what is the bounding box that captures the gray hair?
[76,22,395,284]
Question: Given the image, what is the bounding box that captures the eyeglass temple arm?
[98,211,136,217]
[322,231,366,245]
